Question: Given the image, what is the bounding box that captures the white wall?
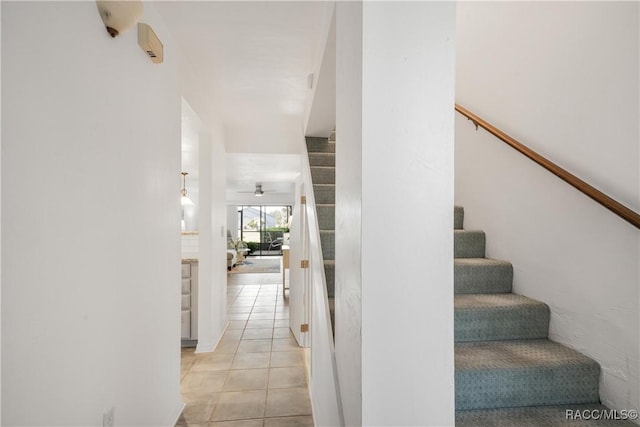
[2,2,182,425]
[227,205,239,242]
[456,1,639,414]
[336,2,456,425]
[179,38,229,357]
[196,131,228,353]
[227,192,296,207]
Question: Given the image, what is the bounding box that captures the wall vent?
[138,23,163,64]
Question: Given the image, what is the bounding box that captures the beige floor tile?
[223,369,269,391]
[269,351,304,368]
[245,320,274,329]
[265,388,312,418]
[191,353,234,372]
[273,319,289,328]
[268,367,307,389]
[249,312,275,320]
[181,392,220,404]
[231,295,256,307]
[209,419,264,427]
[242,328,274,340]
[228,307,252,314]
[231,352,271,370]
[274,312,289,320]
[251,306,276,313]
[215,339,240,354]
[181,371,227,394]
[211,390,267,421]
[237,339,272,353]
[227,320,247,330]
[229,313,251,321]
[223,329,244,340]
[264,415,313,427]
[272,328,292,339]
[252,300,276,307]
[271,338,299,352]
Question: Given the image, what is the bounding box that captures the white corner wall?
[456,1,639,414]
[336,2,456,425]
[2,2,183,425]
[196,130,228,353]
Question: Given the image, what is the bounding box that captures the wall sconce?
[96,1,143,38]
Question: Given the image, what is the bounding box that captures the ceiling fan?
[238,183,276,197]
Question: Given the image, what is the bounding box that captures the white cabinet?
[181,260,198,341]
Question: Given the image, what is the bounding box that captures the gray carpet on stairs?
[307,138,336,310]
[454,206,608,420]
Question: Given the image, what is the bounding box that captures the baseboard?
[168,402,186,427]
[195,321,229,353]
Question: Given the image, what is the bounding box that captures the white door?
[289,181,310,347]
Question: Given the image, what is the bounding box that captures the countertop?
[182,253,199,263]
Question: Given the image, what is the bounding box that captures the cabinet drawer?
[181,295,191,310]
[181,310,191,339]
[181,263,191,278]
[181,278,191,294]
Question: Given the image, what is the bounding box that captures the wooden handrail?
[455,104,640,229]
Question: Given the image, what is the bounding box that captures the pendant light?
[181,172,195,206]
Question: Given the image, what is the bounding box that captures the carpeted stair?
[306,137,335,329]
[454,206,634,426]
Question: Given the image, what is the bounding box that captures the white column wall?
[456,1,639,414]
[210,134,229,351]
[195,130,228,353]
[2,2,182,425]
[336,2,456,425]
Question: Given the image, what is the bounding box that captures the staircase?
[306,137,335,326]
[454,206,635,426]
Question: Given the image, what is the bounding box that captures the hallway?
[176,267,312,427]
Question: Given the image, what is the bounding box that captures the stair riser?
[320,232,335,260]
[311,167,335,185]
[317,205,335,230]
[455,306,549,342]
[456,364,600,410]
[454,231,486,258]
[324,262,335,298]
[309,153,336,167]
[306,137,335,153]
[455,262,513,294]
[454,206,464,230]
[314,185,335,204]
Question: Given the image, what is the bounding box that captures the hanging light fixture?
[181,172,195,206]
[96,1,143,38]
[254,183,264,197]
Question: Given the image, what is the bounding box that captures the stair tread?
[455,258,511,268]
[456,403,637,426]
[456,339,599,371]
[455,293,548,311]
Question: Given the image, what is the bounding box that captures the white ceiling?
[155,1,335,204]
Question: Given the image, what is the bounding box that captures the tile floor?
[176,267,313,427]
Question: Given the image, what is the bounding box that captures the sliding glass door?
[237,205,291,256]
